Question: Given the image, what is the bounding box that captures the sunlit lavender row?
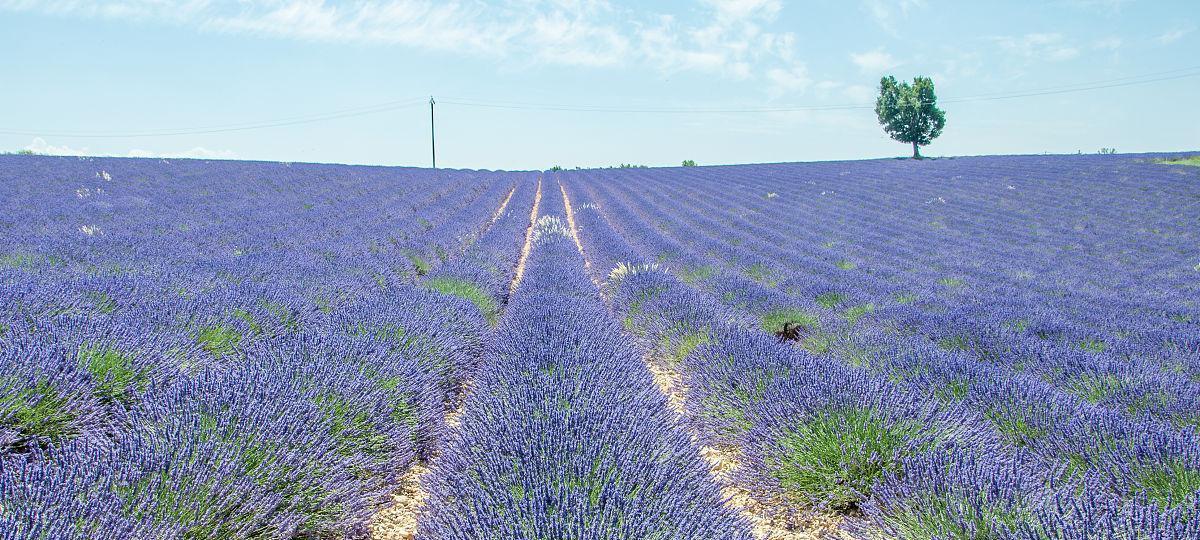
[0,156,529,538]
[557,154,1199,538]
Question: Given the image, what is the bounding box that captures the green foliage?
[983,405,1047,447]
[678,265,714,284]
[425,276,499,326]
[878,492,1029,540]
[196,324,242,360]
[937,335,971,351]
[1097,147,1117,155]
[78,344,148,404]
[761,308,819,334]
[771,406,924,511]
[744,263,777,286]
[231,309,262,336]
[86,291,118,314]
[1156,155,1200,167]
[658,326,711,364]
[843,303,875,325]
[815,292,846,309]
[1078,338,1106,353]
[260,300,300,333]
[403,250,430,276]
[875,75,946,158]
[1133,460,1200,509]
[549,165,564,171]
[0,379,80,448]
[934,379,972,402]
[801,332,835,355]
[1064,373,1125,404]
[835,259,857,270]
[314,392,392,463]
[681,159,697,167]
[938,277,964,288]
[0,251,64,269]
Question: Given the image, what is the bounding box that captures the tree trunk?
[912,141,921,159]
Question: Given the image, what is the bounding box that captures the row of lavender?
[573,156,1199,431]
[0,156,534,539]
[557,157,1200,539]
[416,182,748,538]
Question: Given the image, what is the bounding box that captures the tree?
[875,75,945,159]
[681,159,697,167]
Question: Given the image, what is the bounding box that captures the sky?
[0,0,1196,170]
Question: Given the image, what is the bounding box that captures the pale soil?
[509,178,543,295]
[370,178,541,539]
[646,357,861,540]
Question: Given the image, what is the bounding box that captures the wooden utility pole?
[429,96,436,169]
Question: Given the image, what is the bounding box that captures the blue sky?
[0,0,1196,170]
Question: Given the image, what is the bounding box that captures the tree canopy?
[875,76,946,159]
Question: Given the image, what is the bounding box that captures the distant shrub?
[1098,147,1117,155]
[681,159,697,167]
[1156,155,1200,167]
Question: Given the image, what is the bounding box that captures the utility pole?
[429,96,436,169]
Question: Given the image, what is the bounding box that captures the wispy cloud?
[994,33,1080,62]
[1157,24,1195,44]
[766,63,811,96]
[2,0,805,82]
[1091,36,1122,51]
[1061,0,1132,15]
[23,137,236,159]
[850,48,900,73]
[860,0,924,35]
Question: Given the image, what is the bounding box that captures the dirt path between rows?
[558,178,855,540]
[370,177,542,540]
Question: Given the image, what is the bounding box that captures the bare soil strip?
[559,181,856,539]
[370,178,542,540]
[646,358,854,540]
[489,186,517,226]
[558,180,596,285]
[509,177,543,295]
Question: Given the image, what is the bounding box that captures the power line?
[440,66,1200,113]
[0,66,1196,137]
[0,97,429,138]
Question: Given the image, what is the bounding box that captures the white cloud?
[2,1,809,82]
[860,0,924,35]
[1063,0,1132,14]
[994,33,1079,62]
[23,137,235,159]
[850,48,899,73]
[1157,24,1195,44]
[766,63,811,96]
[1091,36,1122,50]
[127,145,237,158]
[24,137,91,155]
[638,0,796,79]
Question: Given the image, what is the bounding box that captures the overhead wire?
[441,66,1200,113]
[1,66,1197,137]
[0,96,429,138]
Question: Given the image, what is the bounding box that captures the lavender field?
[1,153,1198,539]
